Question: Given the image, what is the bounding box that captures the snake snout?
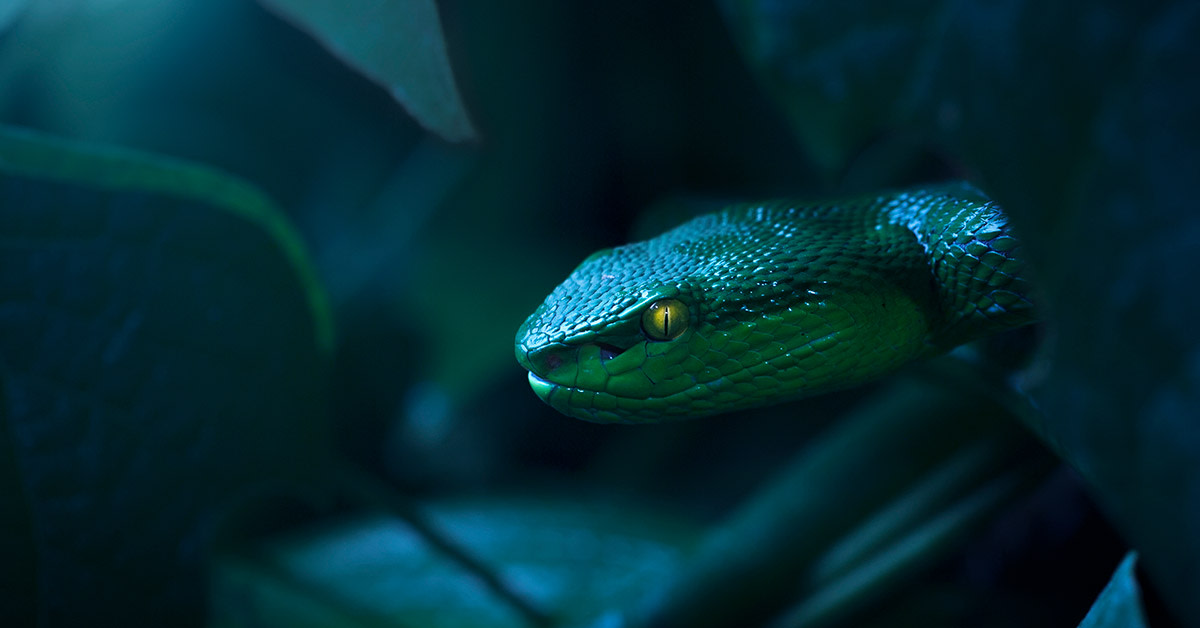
[520,341,632,383]
[520,342,574,379]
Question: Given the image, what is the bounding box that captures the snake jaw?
[526,371,558,403]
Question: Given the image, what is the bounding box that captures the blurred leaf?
[1076,553,1147,628]
[718,0,934,173]
[720,1,1200,625]
[211,498,699,628]
[0,0,29,33]
[0,0,428,232]
[259,0,477,143]
[0,125,334,625]
[717,0,1157,202]
[632,377,1052,628]
[1033,6,1200,622]
[0,378,36,626]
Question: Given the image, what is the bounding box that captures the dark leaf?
[632,378,1053,628]
[719,0,1200,624]
[0,125,334,625]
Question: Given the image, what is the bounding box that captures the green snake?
[515,182,1034,423]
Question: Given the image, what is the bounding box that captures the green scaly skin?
[515,182,1035,423]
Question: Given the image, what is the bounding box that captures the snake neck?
[880,182,1035,350]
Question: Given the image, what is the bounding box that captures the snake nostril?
[526,342,577,376]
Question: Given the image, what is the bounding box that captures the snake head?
[514,241,709,423]
[514,205,938,423]
[517,186,1033,423]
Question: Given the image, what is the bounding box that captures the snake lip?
[527,371,559,401]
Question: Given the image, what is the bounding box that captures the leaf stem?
[335,462,553,628]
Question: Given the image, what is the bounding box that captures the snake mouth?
[596,342,625,361]
[520,340,645,417]
[524,371,631,424]
[525,370,593,419]
[527,371,558,399]
[521,341,633,378]
[539,342,624,370]
[522,339,720,424]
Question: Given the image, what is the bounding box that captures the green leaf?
[259,0,477,143]
[0,125,334,624]
[210,498,699,628]
[1077,553,1148,628]
[721,1,1200,624]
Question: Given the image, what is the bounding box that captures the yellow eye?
[641,298,689,341]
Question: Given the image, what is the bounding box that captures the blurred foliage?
[0,0,1195,626]
[720,0,1200,624]
[211,499,699,628]
[1077,553,1148,628]
[0,1,30,33]
[0,125,331,624]
[259,0,476,142]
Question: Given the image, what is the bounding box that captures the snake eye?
[641,298,689,341]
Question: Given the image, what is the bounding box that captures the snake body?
[515,182,1034,423]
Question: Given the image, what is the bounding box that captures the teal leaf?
[258,0,478,143]
[210,499,699,628]
[1077,553,1148,628]
[0,125,334,624]
[0,0,29,34]
[720,1,1200,624]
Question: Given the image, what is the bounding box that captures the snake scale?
[516,182,1034,423]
